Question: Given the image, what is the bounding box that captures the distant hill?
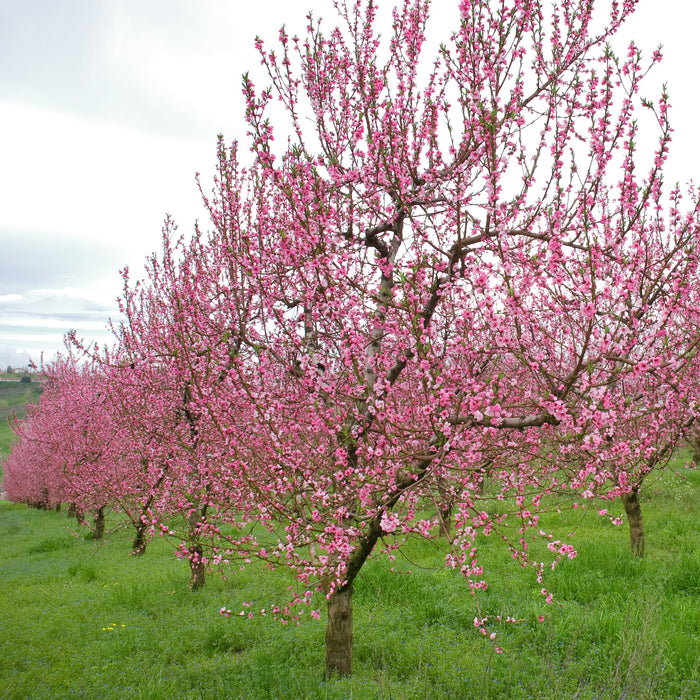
[0,380,43,458]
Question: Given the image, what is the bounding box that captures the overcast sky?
[1,0,698,370]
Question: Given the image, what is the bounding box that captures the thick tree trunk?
[93,506,105,541]
[318,432,433,678]
[325,584,354,677]
[67,502,84,525]
[132,522,148,555]
[621,488,644,557]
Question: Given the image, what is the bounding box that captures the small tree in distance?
[4,352,121,535]
[117,0,698,677]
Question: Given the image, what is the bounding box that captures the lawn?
[0,462,698,698]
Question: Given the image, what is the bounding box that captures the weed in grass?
[108,579,153,609]
[135,673,203,700]
[67,562,98,582]
[27,535,77,554]
[202,624,247,654]
[665,553,700,596]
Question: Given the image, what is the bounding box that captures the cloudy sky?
[1,0,698,370]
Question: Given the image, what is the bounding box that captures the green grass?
[0,464,698,699]
[0,381,43,461]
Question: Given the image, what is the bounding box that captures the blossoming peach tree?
[4,352,123,538]
[5,0,700,679]
[106,235,247,582]
[119,0,698,676]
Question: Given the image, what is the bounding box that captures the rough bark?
[67,502,84,526]
[187,506,207,589]
[621,487,644,557]
[132,522,148,555]
[322,513,382,677]
[132,471,165,555]
[436,474,455,539]
[439,502,453,539]
[325,584,354,677]
[93,506,105,541]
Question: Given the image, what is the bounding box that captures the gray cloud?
[0,287,119,368]
[0,291,116,325]
[0,228,127,295]
[0,228,124,366]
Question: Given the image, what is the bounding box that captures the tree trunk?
[439,501,453,539]
[67,502,84,525]
[693,434,700,465]
[132,522,148,555]
[189,543,205,590]
[318,438,431,678]
[621,488,644,557]
[93,506,105,541]
[325,584,354,677]
[436,474,454,539]
[187,506,206,589]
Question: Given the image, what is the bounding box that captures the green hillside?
[0,380,43,459]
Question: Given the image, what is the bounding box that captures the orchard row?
[4,0,700,677]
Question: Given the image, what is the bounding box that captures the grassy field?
[0,461,698,699]
[0,381,42,461]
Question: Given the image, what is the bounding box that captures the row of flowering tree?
[4,352,122,536]
[4,0,700,677]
